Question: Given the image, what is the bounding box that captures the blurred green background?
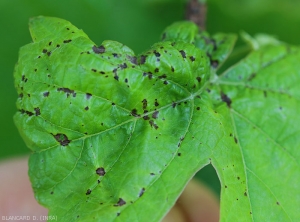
[1,0,300,195]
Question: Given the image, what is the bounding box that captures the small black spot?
[171,66,175,72]
[114,198,126,207]
[196,107,200,110]
[196,77,201,83]
[179,50,186,58]
[20,109,34,116]
[47,51,51,56]
[234,137,238,144]
[163,80,168,85]
[152,111,159,119]
[143,115,150,120]
[154,50,160,57]
[42,49,47,53]
[154,68,159,73]
[99,71,105,74]
[276,202,280,205]
[91,68,97,72]
[150,173,155,176]
[158,74,167,79]
[172,102,177,108]
[56,44,60,48]
[237,176,240,180]
[84,106,89,111]
[117,213,120,217]
[86,189,92,195]
[19,93,23,98]
[127,56,137,65]
[66,27,70,30]
[96,167,106,176]
[63,39,72,43]
[112,53,119,58]
[142,99,148,110]
[119,63,127,69]
[263,91,267,97]
[178,153,181,156]
[221,92,232,107]
[225,185,228,188]
[154,99,159,107]
[139,188,145,197]
[248,73,256,81]
[149,120,159,129]
[86,93,92,99]
[140,55,147,64]
[53,133,70,146]
[34,107,41,116]
[114,75,119,81]
[125,78,128,83]
[189,56,195,62]
[97,180,100,184]
[244,192,247,196]
[43,92,50,97]
[210,60,219,68]
[131,109,140,117]
[48,41,52,46]
[92,45,105,54]
[57,87,76,97]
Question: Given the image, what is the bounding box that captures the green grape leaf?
[14,16,300,221]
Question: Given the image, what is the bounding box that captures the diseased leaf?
[14,16,300,221]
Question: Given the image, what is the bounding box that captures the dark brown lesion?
[114,198,126,207]
[220,92,232,107]
[52,133,71,146]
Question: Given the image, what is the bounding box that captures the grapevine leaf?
[14,16,300,221]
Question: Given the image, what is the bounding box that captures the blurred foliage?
[1,0,300,196]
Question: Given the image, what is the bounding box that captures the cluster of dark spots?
[163,80,168,85]
[154,68,159,73]
[96,167,106,176]
[91,68,97,72]
[142,99,148,110]
[221,92,232,107]
[63,39,72,43]
[20,109,34,116]
[86,189,92,195]
[196,77,201,83]
[114,198,126,207]
[234,137,238,144]
[139,188,145,197]
[127,55,137,65]
[119,63,127,69]
[263,91,267,97]
[149,120,159,129]
[86,93,92,99]
[131,109,140,117]
[153,50,161,57]
[158,74,167,79]
[248,73,256,81]
[34,107,41,116]
[50,191,54,195]
[172,102,177,108]
[92,45,105,54]
[152,111,159,119]
[43,92,50,97]
[140,55,147,64]
[53,133,70,146]
[196,107,200,111]
[189,56,195,62]
[179,50,186,58]
[244,192,247,197]
[57,87,76,97]
[21,75,28,82]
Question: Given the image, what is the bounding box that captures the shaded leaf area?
[13,17,300,221]
[161,21,237,70]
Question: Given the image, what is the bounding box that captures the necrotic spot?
[34,107,41,116]
[92,45,105,54]
[63,39,72,43]
[53,133,70,146]
[139,188,145,197]
[221,92,232,107]
[86,189,92,195]
[114,198,126,207]
[140,55,147,64]
[152,111,159,119]
[179,50,186,58]
[96,167,106,176]
[86,93,92,99]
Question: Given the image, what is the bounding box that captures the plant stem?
[185,0,207,30]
